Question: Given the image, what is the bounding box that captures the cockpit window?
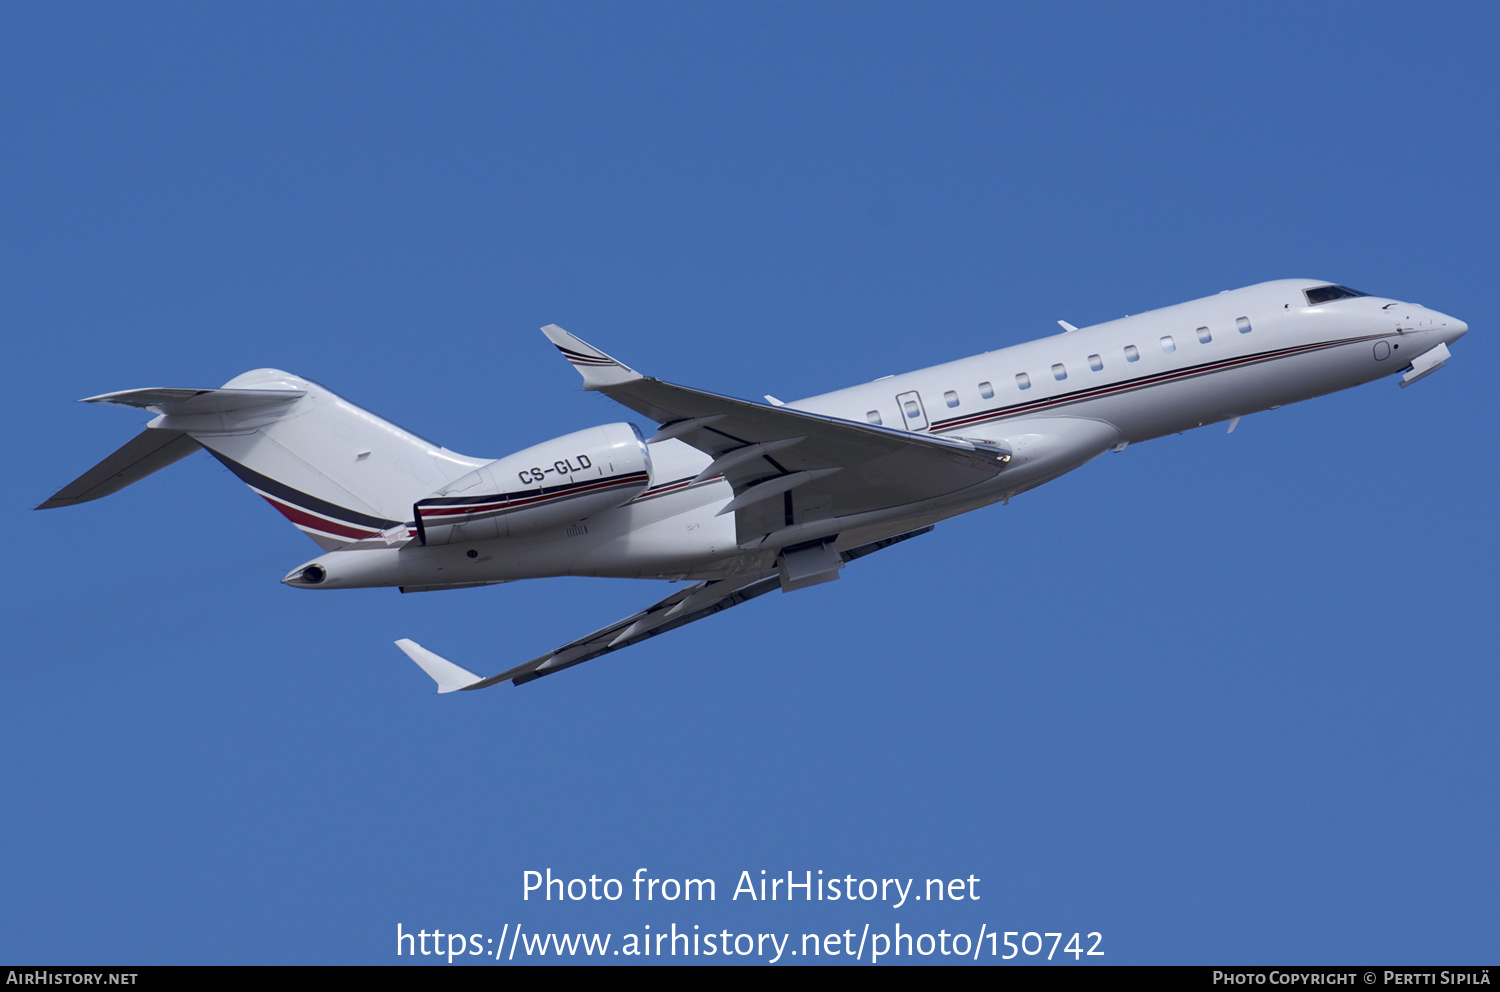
[1305,285,1368,306]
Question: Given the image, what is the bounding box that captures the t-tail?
[37,369,490,550]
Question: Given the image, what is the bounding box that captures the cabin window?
[1237,316,1252,334]
[1160,335,1176,353]
[903,399,921,420]
[978,381,994,399]
[1125,345,1139,362]
[1197,326,1212,343]
[866,410,882,425]
[1052,363,1067,381]
[1089,354,1103,371]
[944,390,959,408]
[1015,372,1031,390]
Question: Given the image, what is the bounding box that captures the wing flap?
[504,573,779,686]
[396,573,778,691]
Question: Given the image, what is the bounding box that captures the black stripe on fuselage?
[417,472,650,511]
[926,333,1382,434]
[628,475,722,503]
[206,450,403,530]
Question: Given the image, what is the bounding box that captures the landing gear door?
[895,391,929,432]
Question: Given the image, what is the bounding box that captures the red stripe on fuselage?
[417,473,651,519]
[927,336,1370,434]
[259,494,379,541]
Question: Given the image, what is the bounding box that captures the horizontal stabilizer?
[37,429,200,509]
[394,639,484,693]
[82,386,306,416]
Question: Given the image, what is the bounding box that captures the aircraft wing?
[396,527,931,691]
[541,325,1010,547]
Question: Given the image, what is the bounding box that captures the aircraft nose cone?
[1447,316,1468,342]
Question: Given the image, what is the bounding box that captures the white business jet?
[39,280,1466,692]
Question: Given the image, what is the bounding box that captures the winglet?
[395,638,483,693]
[540,325,643,390]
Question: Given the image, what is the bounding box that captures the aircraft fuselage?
[294,279,1466,592]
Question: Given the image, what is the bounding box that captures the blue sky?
[4,1,1495,965]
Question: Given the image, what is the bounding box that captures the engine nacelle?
[414,423,651,545]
